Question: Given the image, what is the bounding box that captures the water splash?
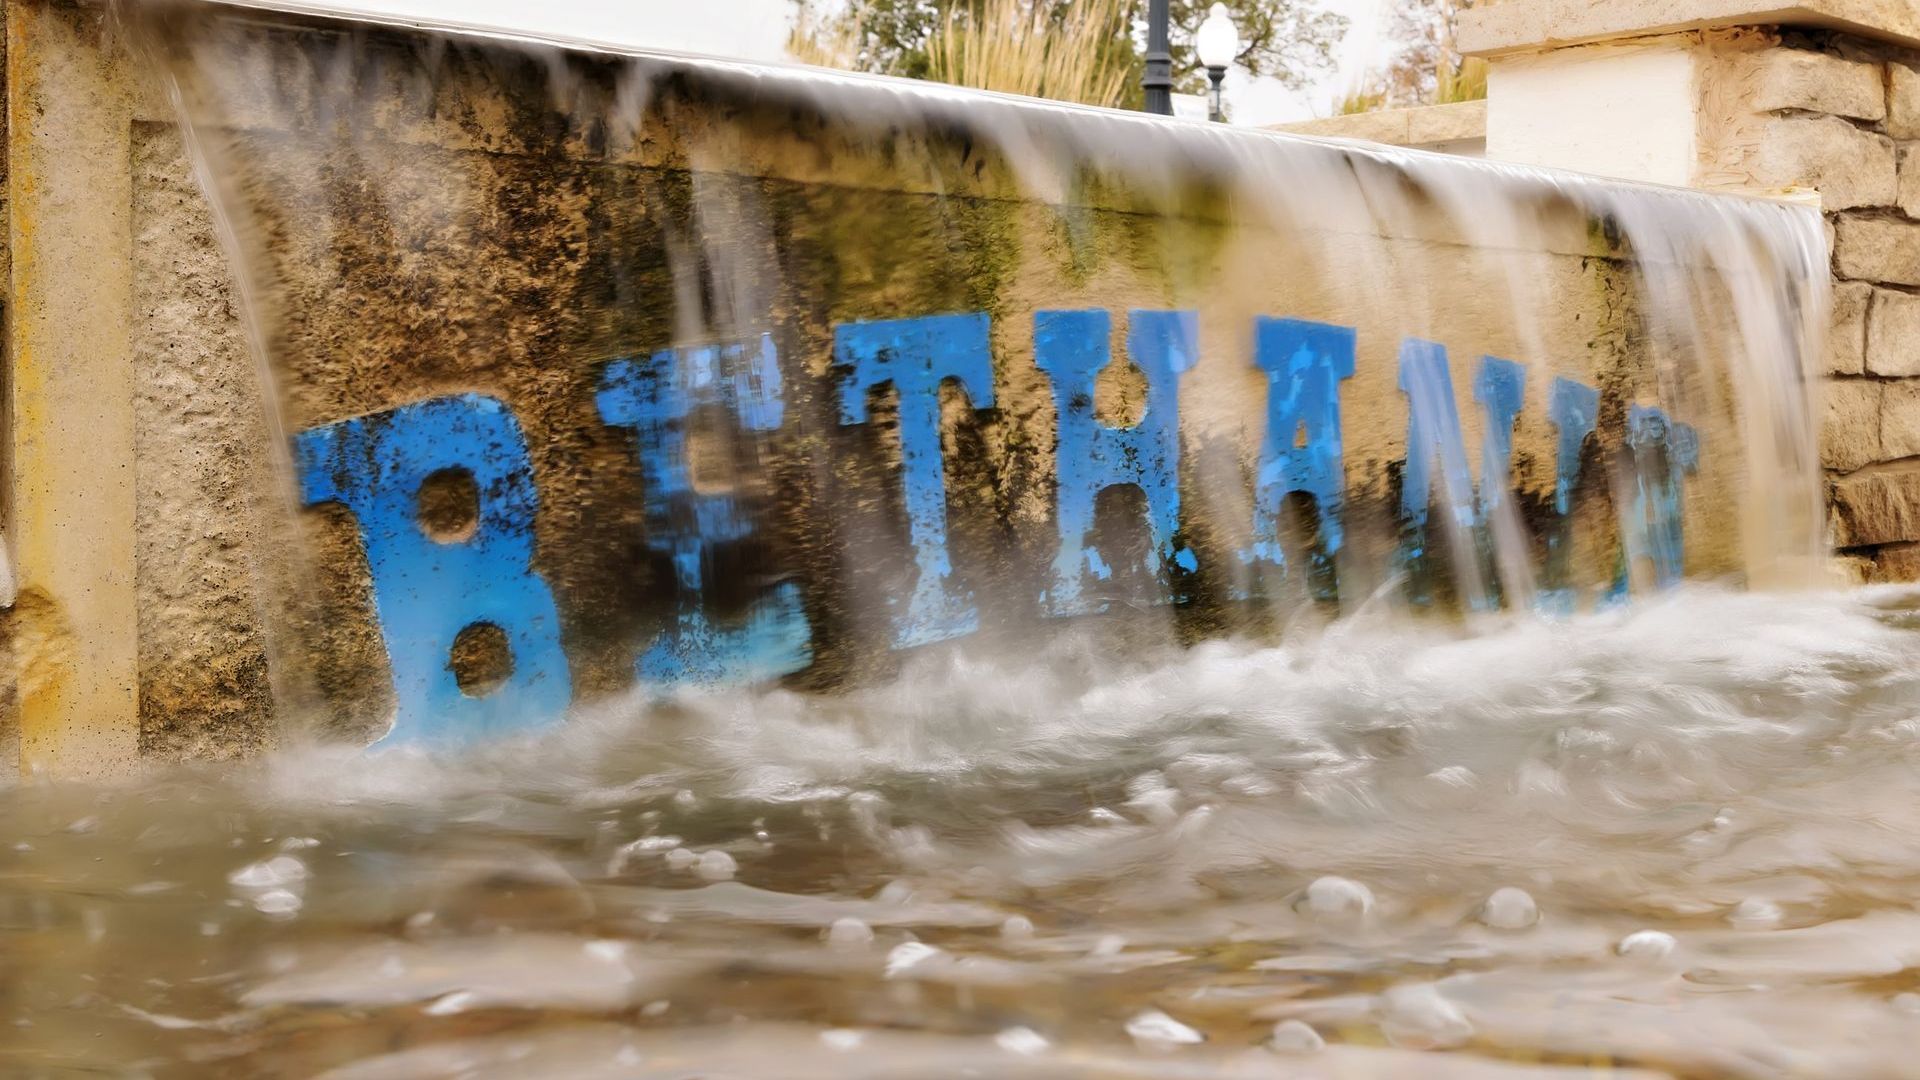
[11,8,1885,1075]
[6,586,1920,1075]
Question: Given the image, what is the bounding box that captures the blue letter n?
[1397,340,1526,609]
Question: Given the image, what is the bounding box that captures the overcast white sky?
[323,0,1392,125]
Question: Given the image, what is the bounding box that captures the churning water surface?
[7,585,1920,1078]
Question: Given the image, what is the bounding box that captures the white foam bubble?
[1267,1019,1325,1054]
[1480,887,1539,930]
[1302,876,1374,921]
[1126,1009,1203,1046]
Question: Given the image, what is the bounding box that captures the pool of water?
[6,586,1920,1078]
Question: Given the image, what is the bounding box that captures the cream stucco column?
[1462,0,1920,195]
[6,0,142,776]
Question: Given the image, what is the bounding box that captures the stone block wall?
[1726,35,1920,579]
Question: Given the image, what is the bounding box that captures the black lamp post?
[1143,0,1173,115]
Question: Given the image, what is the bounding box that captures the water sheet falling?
[9,9,1916,1078]
[118,0,1829,745]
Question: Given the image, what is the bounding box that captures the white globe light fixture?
[1195,3,1239,123]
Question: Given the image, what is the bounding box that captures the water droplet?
[1267,1019,1325,1054]
[1381,983,1473,1049]
[1616,929,1677,961]
[664,847,698,870]
[609,835,682,874]
[252,889,303,919]
[820,1028,866,1051]
[1892,992,1920,1014]
[1728,897,1783,930]
[1001,915,1035,940]
[424,991,474,1016]
[1301,876,1373,921]
[995,1026,1050,1055]
[1479,887,1539,930]
[1127,1008,1204,1046]
[584,940,629,963]
[228,856,308,891]
[885,941,946,979]
[641,1000,670,1018]
[695,850,737,882]
[827,916,874,949]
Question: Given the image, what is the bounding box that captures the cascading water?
[4,2,1913,1077]
[118,0,1832,747]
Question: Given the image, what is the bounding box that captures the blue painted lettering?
[1034,309,1198,616]
[1622,405,1699,590]
[1397,342,1528,608]
[835,313,996,648]
[293,393,573,744]
[1241,317,1356,599]
[1539,377,1600,614]
[596,334,813,687]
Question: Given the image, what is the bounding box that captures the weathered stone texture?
[1873,541,1920,579]
[1882,379,1920,458]
[1749,116,1894,211]
[1831,463,1920,546]
[1835,214,1920,285]
[1832,550,1876,583]
[1828,279,1870,374]
[130,122,275,761]
[1892,63,1920,139]
[1749,48,1886,120]
[1900,142,1920,217]
[1867,287,1920,374]
[1822,377,1884,470]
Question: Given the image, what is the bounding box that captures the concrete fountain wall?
[0,0,1827,774]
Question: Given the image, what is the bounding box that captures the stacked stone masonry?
[1767,35,1920,580]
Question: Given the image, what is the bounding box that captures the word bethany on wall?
[293,309,1697,744]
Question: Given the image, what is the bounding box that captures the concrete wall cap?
[1459,0,1920,57]
[1268,100,1486,148]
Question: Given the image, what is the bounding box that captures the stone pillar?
[1463,0,1920,581]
